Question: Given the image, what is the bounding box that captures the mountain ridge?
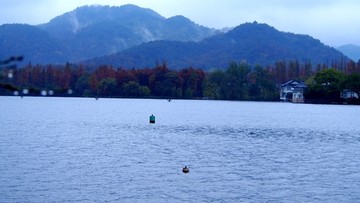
[337,44,360,62]
[85,22,347,70]
[1,4,216,65]
[0,4,350,69]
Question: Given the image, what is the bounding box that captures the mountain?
[38,4,165,40]
[0,5,349,69]
[86,22,348,70]
[0,4,216,65]
[337,44,360,62]
[0,24,69,64]
[38,4,217,61]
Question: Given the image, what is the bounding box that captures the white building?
[280,80,307,103]
[340,89,359,100]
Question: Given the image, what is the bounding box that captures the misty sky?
[1,0,359,47]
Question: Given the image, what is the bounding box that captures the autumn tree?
[179,68,204,98]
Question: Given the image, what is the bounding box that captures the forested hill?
[0,4,216,65]
[86,22,348,70]
[0,24,70,64]
[0,5,348,68]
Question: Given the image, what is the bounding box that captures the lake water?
[1,96,360,202]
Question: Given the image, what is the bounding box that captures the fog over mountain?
[86,22,348,70]
[1,4,216,65]
[0,4,350,69]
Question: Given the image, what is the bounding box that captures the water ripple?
[1,98,360,202]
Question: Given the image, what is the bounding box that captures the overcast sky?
[1,0,359,47]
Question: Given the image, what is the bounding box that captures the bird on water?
[182,166,189,173]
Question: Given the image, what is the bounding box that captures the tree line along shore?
[1,60,360,104]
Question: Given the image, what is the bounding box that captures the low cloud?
[0,0,359,46]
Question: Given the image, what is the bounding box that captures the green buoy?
[149,114,155,124]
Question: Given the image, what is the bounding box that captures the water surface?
[1,97,360,202]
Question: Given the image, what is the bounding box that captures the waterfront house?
[280,80,307,103]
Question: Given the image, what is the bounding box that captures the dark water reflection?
[1,97,360,202]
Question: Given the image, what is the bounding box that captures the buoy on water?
[149,114,155,124]
[182,166,189,173]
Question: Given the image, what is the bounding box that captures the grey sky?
[1,0,359,47]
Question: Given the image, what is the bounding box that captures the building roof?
[281,80,307,88]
